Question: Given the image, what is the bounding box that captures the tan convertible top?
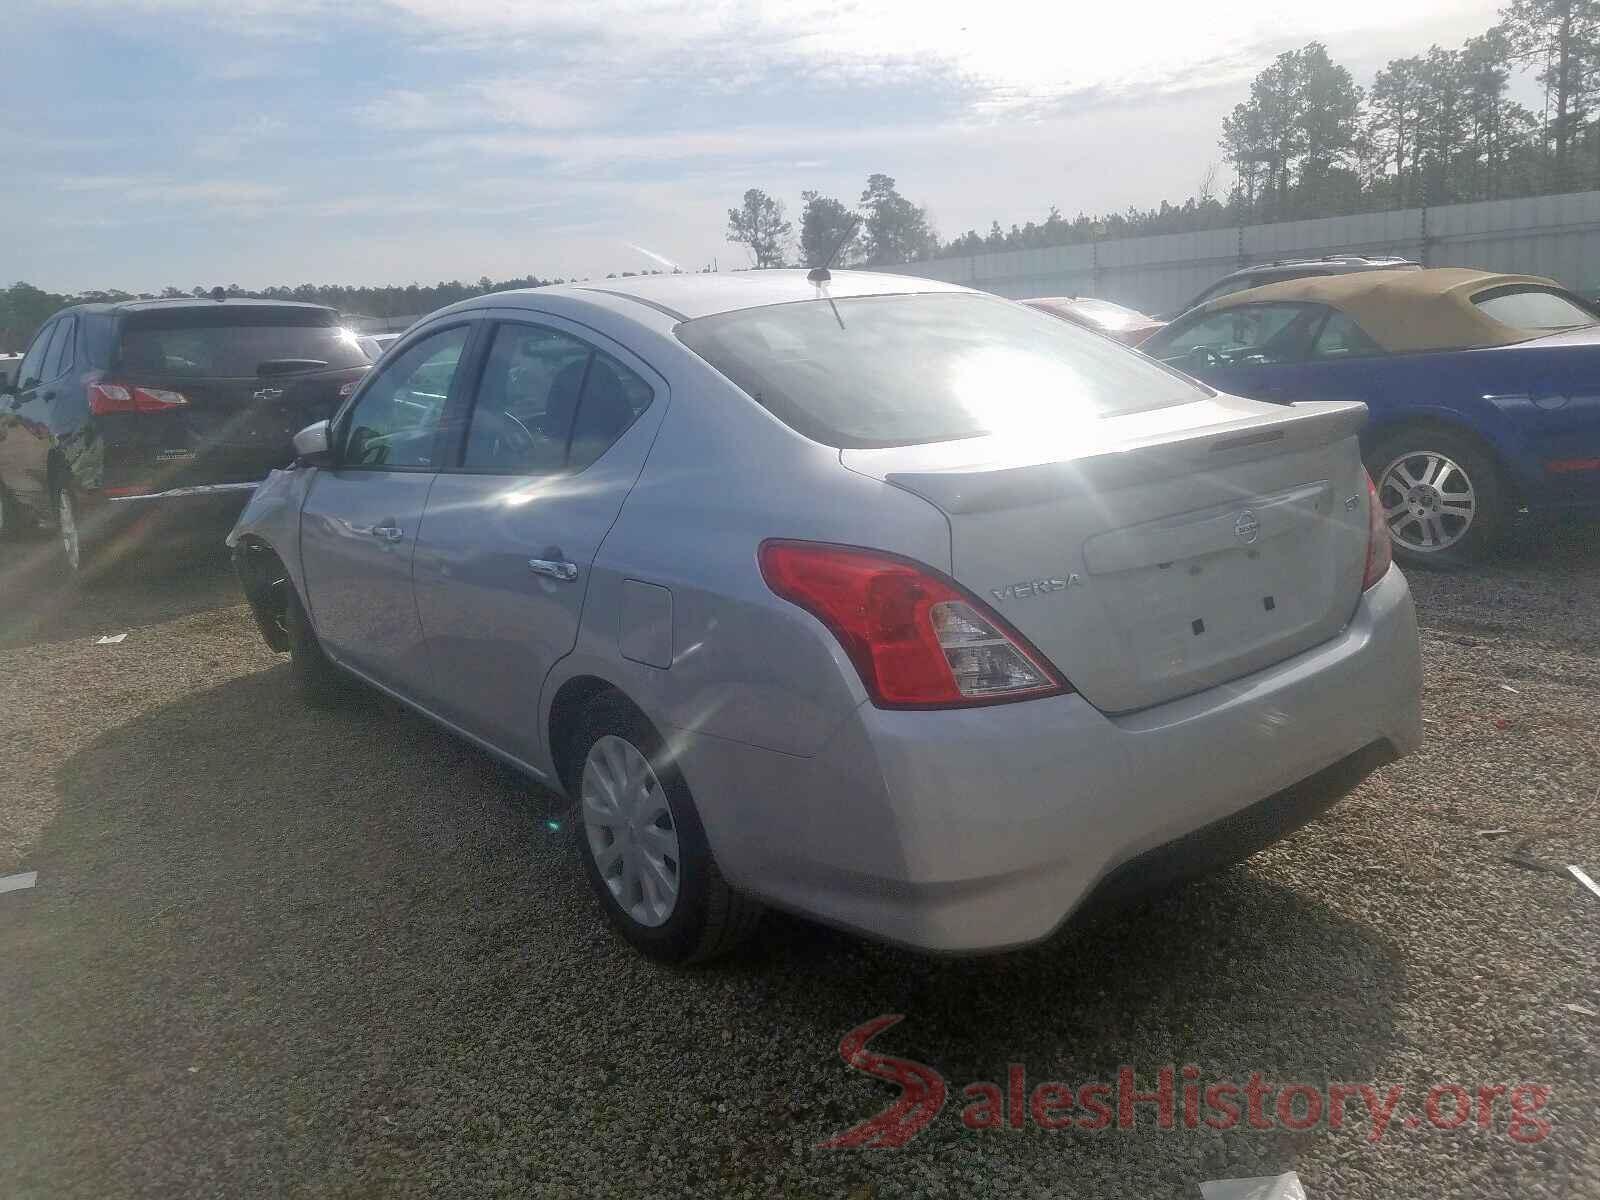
[1202,267,1575,352]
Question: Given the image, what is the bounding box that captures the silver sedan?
[229,271,1423,962]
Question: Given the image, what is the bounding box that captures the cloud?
[54,174,287,208]
[12,0,1508,292]
[191,115,290,162]
[358,80,602,133]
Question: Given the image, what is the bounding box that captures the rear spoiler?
[884,401,1367,515]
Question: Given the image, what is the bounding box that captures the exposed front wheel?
[571,694,761,963]
[1367,429,1507,569]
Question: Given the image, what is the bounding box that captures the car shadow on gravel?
[8,664,1408,1196]
[0,536,239,649]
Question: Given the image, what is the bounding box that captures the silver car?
[228,271,1423,963]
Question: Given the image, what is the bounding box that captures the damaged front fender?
[228,466,317,652]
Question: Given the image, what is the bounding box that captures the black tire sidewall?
[285,583,349,704]
[50,483,92,584]
[569,695,718,963]
[1367,427,1506,568]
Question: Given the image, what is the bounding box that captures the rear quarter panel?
[540,342,953,775]
[1206,345,1600,506]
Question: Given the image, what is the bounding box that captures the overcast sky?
[3,0,1508,293]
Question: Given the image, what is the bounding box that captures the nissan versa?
[227,271,1423,963]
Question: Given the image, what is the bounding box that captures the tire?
[285,584,356,707]
[569,693,761,964]
[50,482,94,584]
[1366,426,1507,569]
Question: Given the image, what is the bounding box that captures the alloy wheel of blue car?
[1376,450,1477,555]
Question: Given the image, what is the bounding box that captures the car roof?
[481,269,975,322]
[1199,267,1577,352]
[1244,256,1416,272]
[53,298,337,317]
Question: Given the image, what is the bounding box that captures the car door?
[0,317,67,514]
[411,314,667,764]
[1144,302,1324,401]
[298,320,479,700]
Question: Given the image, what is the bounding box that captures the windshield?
[118,315,369,377]
[677,292,1206,448]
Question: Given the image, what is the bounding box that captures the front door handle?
[528,557,578,581]
[370,524,404,542]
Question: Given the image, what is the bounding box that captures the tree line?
[730,0,1600,265]
[0,276,569,352]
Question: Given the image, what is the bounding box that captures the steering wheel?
[473,407,538,464]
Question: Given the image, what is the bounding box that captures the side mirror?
[293,419,334,467]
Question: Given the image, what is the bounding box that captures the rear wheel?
[285,584,356,707]
[1367,427,1507,569]
[51,484,94,583]
[570,694,761,963]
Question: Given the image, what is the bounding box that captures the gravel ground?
[0,521,1596,1199]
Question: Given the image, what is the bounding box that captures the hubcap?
[581,735,681,927]
[1377,451,1475,554]
[58,492,80,571]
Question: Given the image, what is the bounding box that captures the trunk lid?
[112,367,365,485]
[106,306,369,487]
[843,395,1373,713]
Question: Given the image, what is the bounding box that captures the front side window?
[1146,303,1322,371]
[18,320,57,389]
[340,325,469,469]
[677,292,1206,449]
[1471,286,1598,332]
[460,323,653,473]
[1309,311,1385,359]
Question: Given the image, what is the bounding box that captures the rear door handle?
[370,524,404,542]
[528,557,578,581]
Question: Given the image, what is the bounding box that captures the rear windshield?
[676,292,1207,448]
[1471,285,1598,332]
[117,308,369,377]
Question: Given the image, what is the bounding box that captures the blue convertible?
[1141,268,1600,566]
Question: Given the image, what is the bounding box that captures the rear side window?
[42,316,76,380]
[676,292,1205,448]
[117,309,369,377]
[82,314,116,369]
[1471,286,1598,332]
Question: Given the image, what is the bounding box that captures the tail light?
[758,540,1071,709]
[1362,468,1392,590]
[88,383,189,415]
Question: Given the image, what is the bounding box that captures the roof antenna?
[806,215,861,284]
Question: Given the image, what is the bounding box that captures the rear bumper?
[82,481,259,548]
[104,481,261,504]
[674,565,1422,954]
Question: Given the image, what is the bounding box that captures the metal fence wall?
[893,190,1600,314]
